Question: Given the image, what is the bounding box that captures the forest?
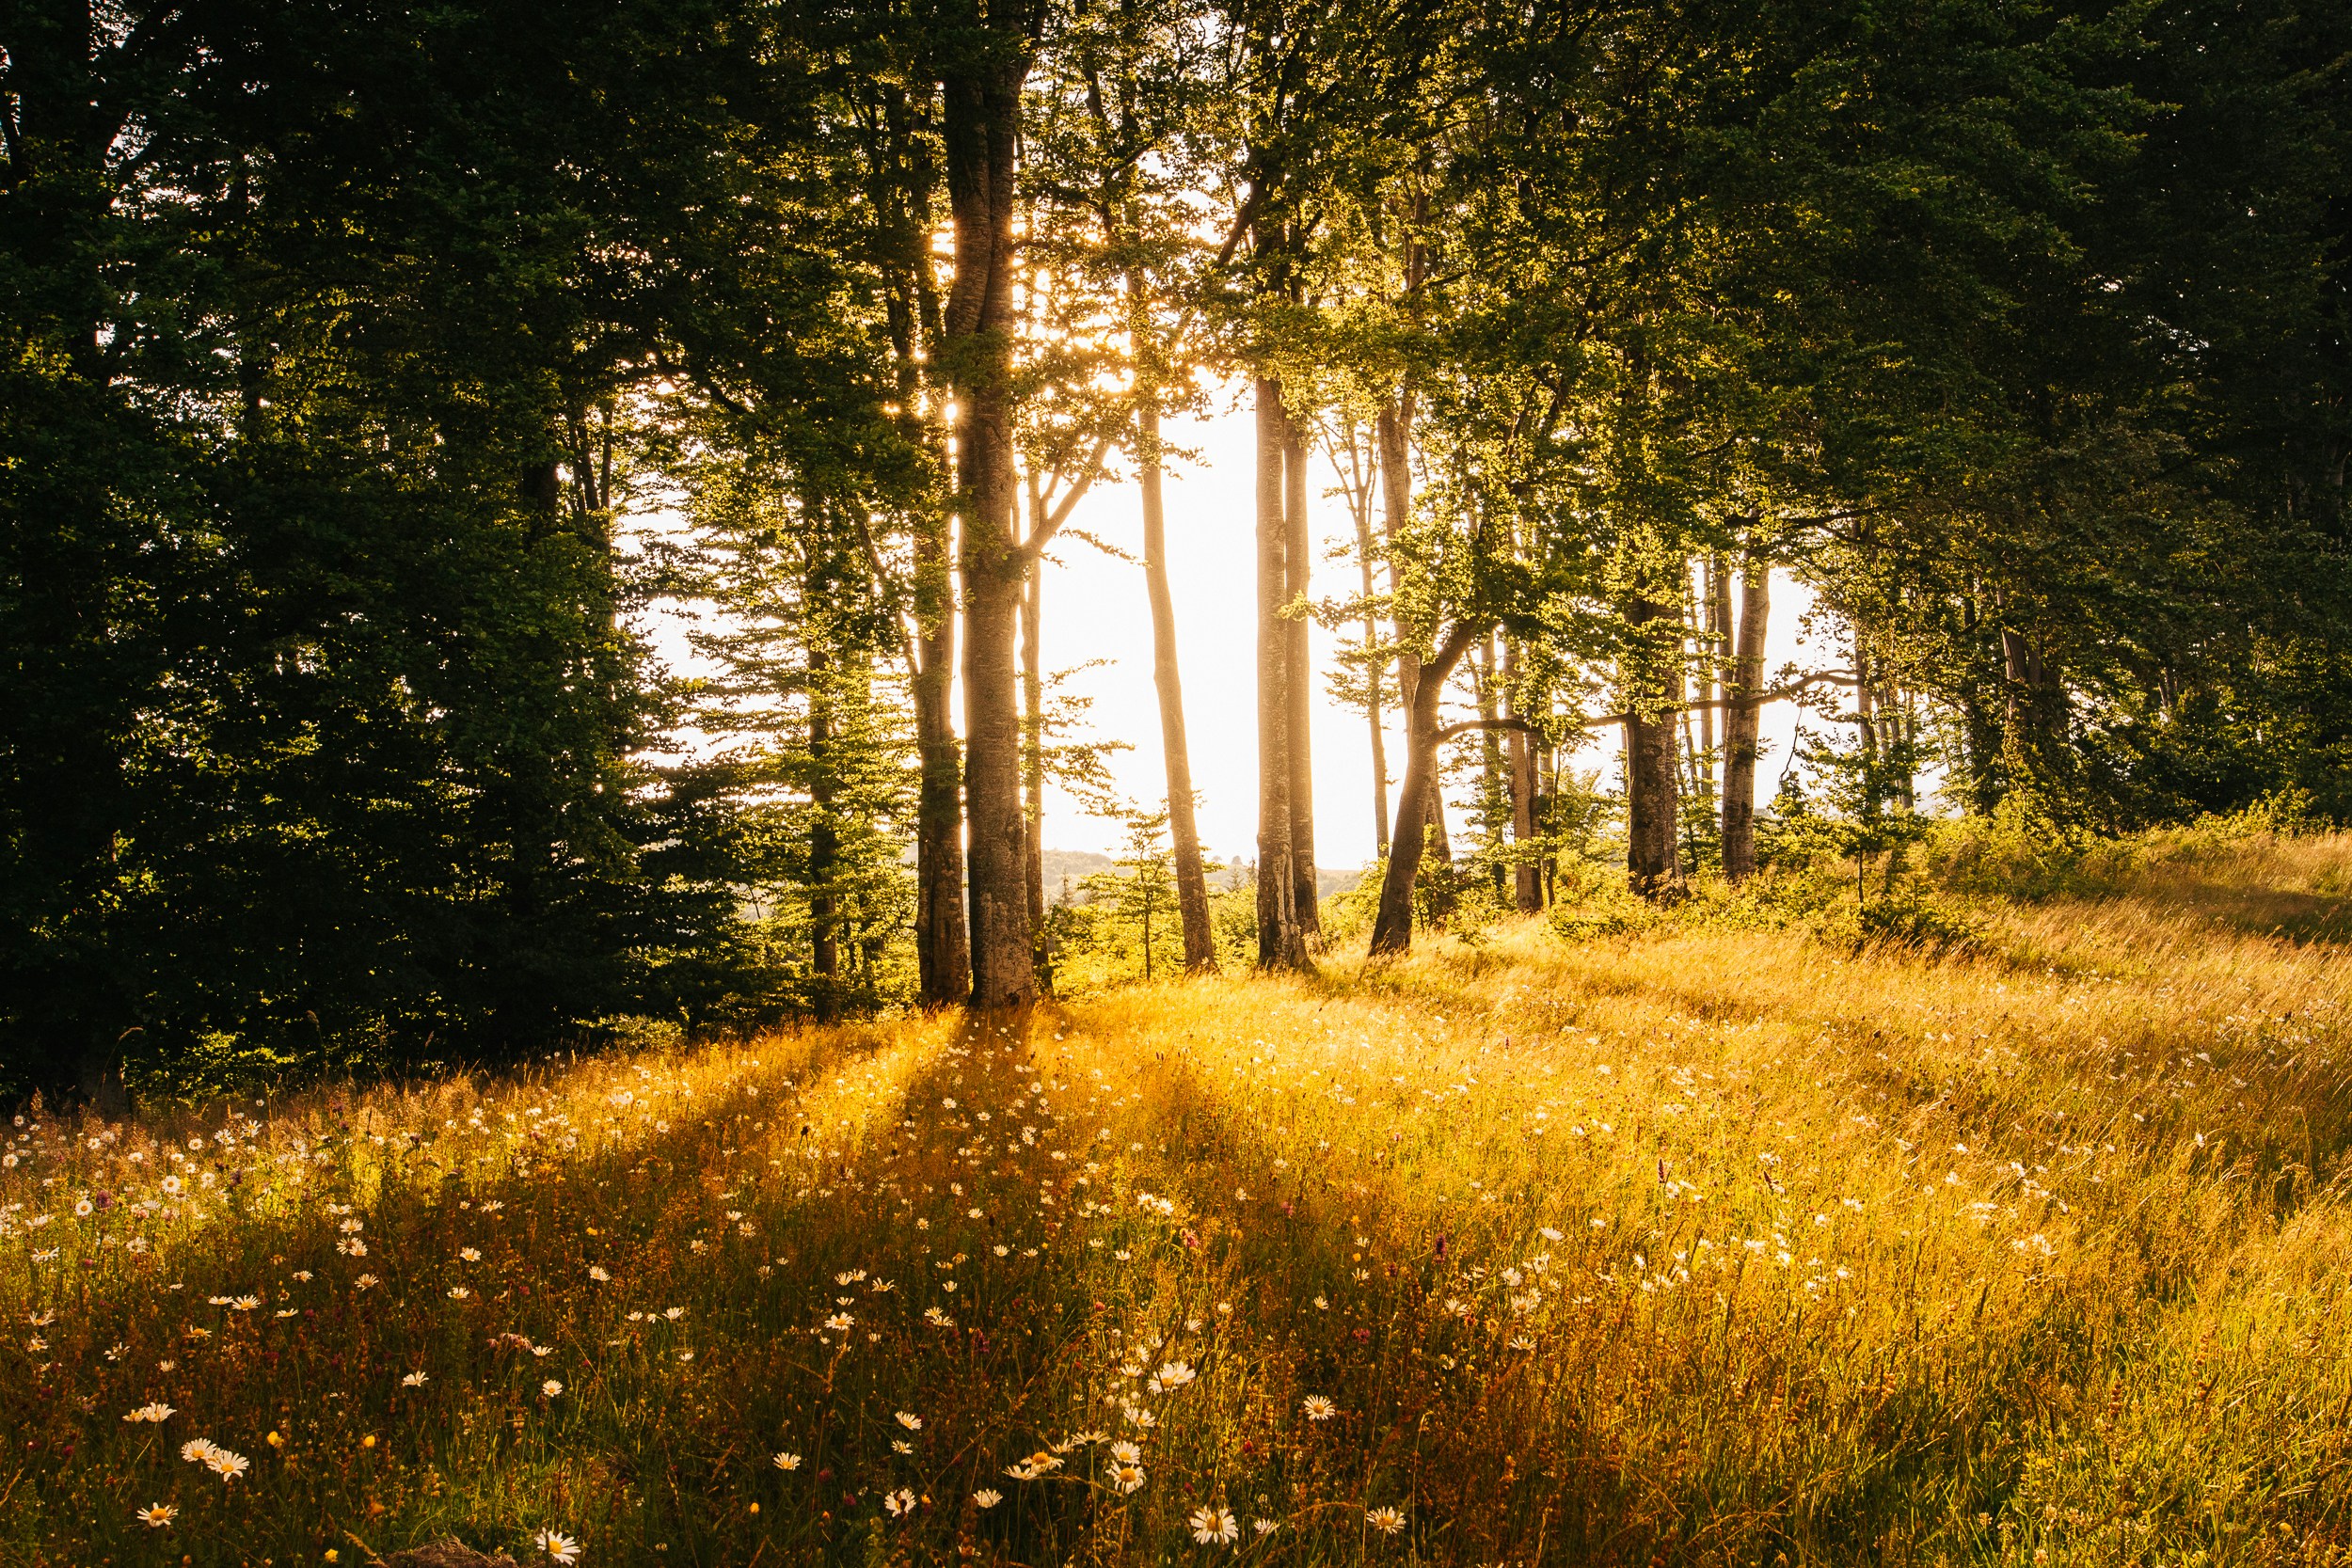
[5,0,2349,1107]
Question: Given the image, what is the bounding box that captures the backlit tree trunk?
[1021,486,1045,954]
[910,511,970,1006]
[807,642,840,1015]
[944,42,1035,1007]
[1371,624,1480,955]
[1506,637,1540,911]
[1377,392,1452,870]
[1138,402,1216,971]
[1353,471,1391,857]
[1721,547,1771,882]
[1256,378,1308,969]
[1623,591,1686,899]
[1282,407,1320,939]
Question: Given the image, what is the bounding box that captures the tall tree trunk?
[1352,465,1391,858]
[1370,624,1481,955]
[1505,637,1540,912]
[1475,634,1508,901]
[1137,403,1216,971]
[1376,392,1451,868]
[1021,485,1045,956]
[1282,407,1320,939]
[943,45,1035,1007]
[808,644,840,1016]
[911,510,970,1006]
[870,86,969,1007]
[1255,378,1308,969]
[1623,590,1686,900]
[1721,547,1771,883]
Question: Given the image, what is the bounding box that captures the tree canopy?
[4,0,2345,1101]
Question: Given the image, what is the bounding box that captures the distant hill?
[1040,848,1370,906]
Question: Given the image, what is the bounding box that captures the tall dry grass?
[4,836,2350,1566]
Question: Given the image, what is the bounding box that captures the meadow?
[7,832,2352,1568]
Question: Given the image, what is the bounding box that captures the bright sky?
[1026,379,1836,867]
[634,376,1844,869]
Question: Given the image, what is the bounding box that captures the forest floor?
[7,836,2352,1568]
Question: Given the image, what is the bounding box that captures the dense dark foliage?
[4,0,2346,1099]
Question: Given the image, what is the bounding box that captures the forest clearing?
[7,828,2350,1567]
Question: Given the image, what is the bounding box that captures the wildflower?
[825,1313,853,1332]
[883,1487,918,1517]
[354,1274,380,1291]
[542,1379,564,1398]
[676,1350,694,1362]
[402,1371,429,1387]
[1108,1461,1146,1493]
[588,1265,611,1282]
[1302,1395,1337,1422]
[973,1489,1002,1509]
[460,1247,482,1262]
[204,1447,251,1481]
[1366,1506,1406,1535]
[122,1402,176,1424]
[1253,1518,1279,1535]
[230,1295,260,1311]
[896,1411,922,1430]
[534,1529,581,1564]
[1155,1360,1195,1388]
[1189,1507,1239,1545]
[181,1438,218,1464]
[663,1307,685,1322]
[136,1503,178,1528]
[773,1451,802,1470]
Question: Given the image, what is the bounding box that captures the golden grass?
[5,837,2352,1566]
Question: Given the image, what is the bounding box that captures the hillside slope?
[5,839,2351,1566]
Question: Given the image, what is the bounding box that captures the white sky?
[634,376,1847,868]
[1025,380,1837,866]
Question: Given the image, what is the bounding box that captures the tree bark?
[807,643,840,1015]
[943,43,1035,1007]
[911,509,970,1006]
[1255,378,1308,969]
[1352,462,1391,857]
[1376,392,1451,869]
[1506,636,1540,911]
[1138,402,1217,971]
[1021,496,1045,955]
[1720,547,1771,882]
[1475,633,1508,901]
[1282,406,1320,939]
[1623,591,1686,899]
[1370,623,1481,956]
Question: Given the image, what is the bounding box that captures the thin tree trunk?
[808,644,840,1015]
[1624,591,1686,900]
[909,511,970,1003]
[1697,557,1721,800]
[944,46,1035,1007]
[1371,623,1481,955]
[1376,392,1451,868]
[1475,634,1508,901]
[1352,457,1391,857]
[1022,481,1045,955]
[1138,402,1216,971]
[1721,547,1771,883]
[1283,407,1320,939]
[1256,378,1307,969]
[1506,636,1540,912]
